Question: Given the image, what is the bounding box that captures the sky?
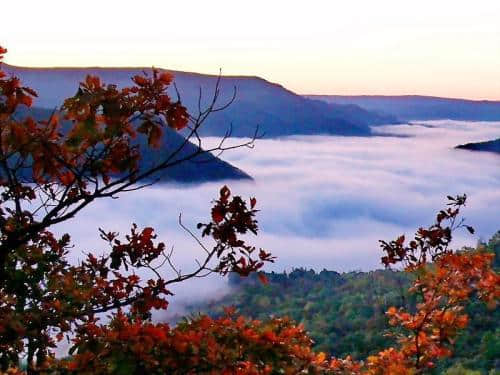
[2,0,500,99]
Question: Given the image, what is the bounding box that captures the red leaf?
[212,206,224,224]
[142,227,154,240]
[133,75,148,87]
[220,185,231,202]
[18,94,33,107]
[258,272,269,285]
[158,72,173,85]
[85,75,101,89]
[166,104,189,131]
[59,171,74,186]
[396,235,405,246]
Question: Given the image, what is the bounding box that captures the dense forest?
[191,232,500,374]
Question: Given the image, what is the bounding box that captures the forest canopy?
[196,232,500,373]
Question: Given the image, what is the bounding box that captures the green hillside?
[189,232,500,374]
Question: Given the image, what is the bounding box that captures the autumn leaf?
[158,72,173,85]
[132,75,148,87]
[257,272,269,285]
[166,103,189,131]
[250,197,257,209]
[85,75,101,90]
[59,171,74,186]
[212,206,225,224]
[314,352,326,364]
[220,185,231,202]
[142,227,154,241]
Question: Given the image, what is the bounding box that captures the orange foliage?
[0,46,272,373]
[0,46,498,374]
[62,310,320,374]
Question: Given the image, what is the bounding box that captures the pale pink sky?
[3,0,500,99]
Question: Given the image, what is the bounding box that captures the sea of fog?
[53,120,500,319]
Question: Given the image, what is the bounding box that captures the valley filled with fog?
[53,120,500,317]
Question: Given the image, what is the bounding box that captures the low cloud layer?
[52,120,500,320]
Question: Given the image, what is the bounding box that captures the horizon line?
[3,63,499,102]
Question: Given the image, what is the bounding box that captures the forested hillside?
[191,232,500,374]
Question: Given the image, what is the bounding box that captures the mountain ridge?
[13,106,252,184]
[307,94,500,103]
[4,65,397,138]
[307,94,500,122]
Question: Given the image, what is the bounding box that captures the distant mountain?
[14,107,252,184]
[4,65,397,138]
[308,95,500,122]
[456,138,500,155]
